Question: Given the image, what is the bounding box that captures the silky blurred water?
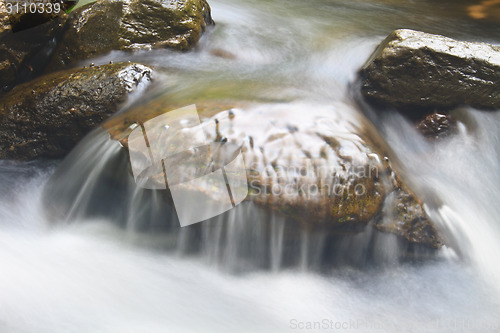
[1,0,500,332]
[1,164,499,333]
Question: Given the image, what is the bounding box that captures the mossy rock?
[3,0,70,33]
[0,62,153,160]
[0,6,67,92]
[359,29,500,113]
[47,0,214,71]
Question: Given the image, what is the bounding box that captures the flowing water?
[1,0,500,332]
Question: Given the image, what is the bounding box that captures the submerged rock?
[417,113,457,139]
[47,0,215,71]
[375,187,442,247]
[107,102,442,248]
[359,29,500,112]
[0,62,152,160]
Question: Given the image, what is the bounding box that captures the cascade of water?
[378,108,500,290]
[43,123,432,272]
[2,0,500,331]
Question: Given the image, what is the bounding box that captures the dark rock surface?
[417,113,457,139]
[0,62,153,160]
[0,7,67,92]
[375,187,442,247]
[47,0,214,71]
[3,0,68,33]
[0,1,10,33]
[359,29,500,113]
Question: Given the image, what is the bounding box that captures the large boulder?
[359,29,500,112]
[0,62,153,160]
[107,101,442,248]
[47,0,214,71]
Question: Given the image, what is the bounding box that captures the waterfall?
[2,0,500,331]
[42,114,437,273]
[378,108,500,289]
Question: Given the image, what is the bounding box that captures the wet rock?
[108,101,441,248]
[0,62,153,160]
[0,0,72,92]
[375,187,442,247]
[0,1,10,33]
[3,0,68,33]
[210,49,237,59]
[47,0,215,71]
[417,113,457,139]
[359,29,500,113]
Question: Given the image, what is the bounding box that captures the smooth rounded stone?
[108,101,442,248]
[0,7,67,92]
[417,113,457,139]
[46,0,215,71]
[0,62,153,160]
[359,29,500,113]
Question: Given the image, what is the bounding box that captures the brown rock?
[417,113,457,139]
[0,62,153,160]
[0,2,68,91]
[109,101,441,247]
[359,29,500,113]
[47,0,215,71]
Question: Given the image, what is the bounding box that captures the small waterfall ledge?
[43,101,443,271]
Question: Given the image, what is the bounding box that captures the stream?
[1,0,500,332]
